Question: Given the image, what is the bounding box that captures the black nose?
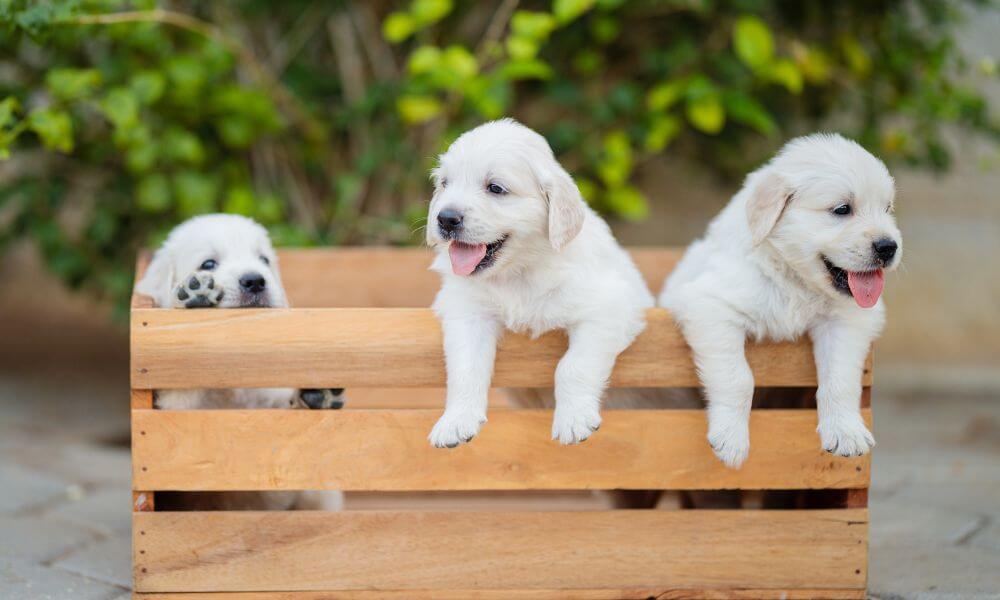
[239,272,266,293]
[873,238,897,263]
[437,208,464,233]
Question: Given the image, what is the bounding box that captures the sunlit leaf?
[646,80,686,112]
[722,90,776,135]
[411,0,453,26]
[733,15,774,70]
[173,171,219,217]
[136,174,172,213]
[443,45,478,79]
[597,129,632,186]
[761,58,803,94]
[397,95,443,123]
[840,36,872,77]
[506,35,539,60]
[499,59,553,80]
[45,68,101,101]
[553,0,596,24]
[511,11,556,39]
[27,107,73,152]
[604,185,648,220]
[408,46,441,75]
[644,114,682,151]
[129,71,166,105]
[100,87,139,129]
[686,94,725,134]
[383,12,415,42]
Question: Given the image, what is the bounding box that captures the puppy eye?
[486,182,507,195]
[260,255,270,266]
[831,204,852,216]
[199,259,218,271]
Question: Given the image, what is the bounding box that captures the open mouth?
[448,235,507,276]
[822,256,884,309]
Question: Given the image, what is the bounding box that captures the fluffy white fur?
[426,119,653,447]
[135,214,342,510]
[660,134,902,468]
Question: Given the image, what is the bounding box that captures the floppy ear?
[746,171,792,246]
[545,167,586,252]
[134,248,176,308]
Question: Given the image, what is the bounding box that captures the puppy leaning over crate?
[135,213,344,510]
[425,118,655,448]
[661,133,902,469]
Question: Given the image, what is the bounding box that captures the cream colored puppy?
[661,134,902,468]
[426,119,652,447]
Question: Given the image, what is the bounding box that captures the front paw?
[429,410,486,448]
[299,388,345,410]
[818,415,875,457]
[551,403,602,445]
[174,271,223,308]
[707,412,750,469]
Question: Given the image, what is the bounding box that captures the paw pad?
[175,271,223,308]
[299,388,346,410]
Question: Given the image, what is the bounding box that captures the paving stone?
[53,533,131,589]
[0,463,68,514]
[49,486,131,536]
[870,541,1000,598]
[870,502,986,545]
[5,441,131,487]
[0,515,99,563]
[0,557,125,600]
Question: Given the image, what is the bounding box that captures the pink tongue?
[847,269,884,308]
[449,242,488,276]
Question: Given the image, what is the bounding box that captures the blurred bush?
[0,0,997,314]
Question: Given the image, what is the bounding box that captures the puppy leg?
[550,323,631,444]
[172,271,224,308]
[810,320,875,456]
[429,315,501,448]
[683,320,754,468]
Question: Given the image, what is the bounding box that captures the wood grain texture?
[133,509,868,593]
[131,409,871,491]
[133,588,865,599]
[131,308,865,389]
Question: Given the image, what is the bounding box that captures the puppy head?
[427,118,586,278]
[745,133,902,308]
[136,214,287,308]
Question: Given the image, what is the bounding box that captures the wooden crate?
[131,248,871,600]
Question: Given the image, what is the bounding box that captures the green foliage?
[0,0,997,316]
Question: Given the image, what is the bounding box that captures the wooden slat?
[133,509,868,593]
[132,308,862,389]
[255,248,680,308]
[131,409,871,491]
[134,588,865,599]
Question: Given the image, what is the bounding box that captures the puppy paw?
[707,416,750,469]
[174,271,223,308]
[551,403,602,445]
[818,415,875,457]
[299,388,345,410]
[429,410,486,448]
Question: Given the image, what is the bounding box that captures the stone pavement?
[1,366,997,599]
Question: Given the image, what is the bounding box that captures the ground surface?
[0,367,998,599]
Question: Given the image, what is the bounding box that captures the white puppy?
[661,134,902,468]
[135,214,343,510]
[426,119,652,447]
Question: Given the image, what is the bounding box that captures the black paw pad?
[299,388,347,410]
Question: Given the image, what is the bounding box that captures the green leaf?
[383,12,415,42]
[499,59,553,81]
[0,97,19,130]
[164,55,207,102]
[506,35,539,60]
[686,94,725,134]
[129,70,166,105]
[646,80,686,112]
[589,15,619,44]
[136,174,172,213]
[100,87,139,129]
[604,185,648,220]
[173,171,219,217]
[45,68,101,101]
[596,130,632,186]
[840,36,872,77]
[411,0,452,26]
[553,0,596,24]
[125,141,157,173]
[216,115,256,148]
[798,45,832,84]
[442,45,478,79]
[223,185,256,216]
[397,95,443,123]
[644,114,682,151]
[733,15,774,70]
[27,107,73,152]
[761,58,803,94]
[722,90,776,135]
[162,127,205,165]
[511,11,556,40]
[407,46,441,75]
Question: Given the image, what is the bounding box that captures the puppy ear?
[545,167,586,252]
[134,248,175,307]
[746,171,792,246]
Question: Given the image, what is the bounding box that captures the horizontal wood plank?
[131,308,858,389]
[133,509,867,593]
[131,409,871,491]
[133,588,865,599]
